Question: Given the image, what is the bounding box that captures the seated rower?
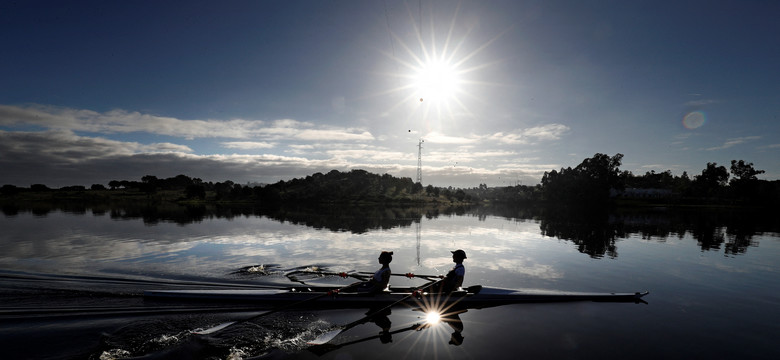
[359,251,393,294]
[439,249,467,293]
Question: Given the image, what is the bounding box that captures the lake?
[1,204,779,359]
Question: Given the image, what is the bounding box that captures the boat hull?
[143,286,648,306]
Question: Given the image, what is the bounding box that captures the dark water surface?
[1,205,779,359]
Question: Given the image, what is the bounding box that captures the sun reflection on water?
[424,311,441,325]
[371,288,471,353]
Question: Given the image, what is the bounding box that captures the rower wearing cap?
[440,249,467,293]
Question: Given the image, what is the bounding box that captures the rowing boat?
[144,285,649,306]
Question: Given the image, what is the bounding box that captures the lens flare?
[414,59,459,104]
[683,111,706,129]
[425,311,442,325]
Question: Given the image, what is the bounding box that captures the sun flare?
[425,311,442,325]
[414,59,460,104]
[373,3,505,131]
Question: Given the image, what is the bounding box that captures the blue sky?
[1,0,778,188]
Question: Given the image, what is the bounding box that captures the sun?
[371,2,505,130]
[414,58,460,105]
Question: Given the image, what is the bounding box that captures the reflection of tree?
[685,208,767,255]
[538,206,623,258]
[0,202,471,231]
[3,201,777,256]
[263,205,470,234]
[491,205,778,258]
[687,210,727,252]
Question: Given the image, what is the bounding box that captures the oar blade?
[193,321,235,335]
[308,328,344,345]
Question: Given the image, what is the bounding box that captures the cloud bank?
[0,104,569,187]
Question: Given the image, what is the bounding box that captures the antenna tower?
[414,220,421,265]
[416,139,424,184]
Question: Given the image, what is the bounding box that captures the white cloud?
[327,148,409,161]
[0,104,258,139]
[222,141,275,150]
[423,131,479,144]
[705,136,761,151]
[522,123,570,140]
[0,105,574,188]
[489,123,570,144]
[297,128,374,141]
[0,104,374,142]
[0,130,192,161]
[683,99,717,107]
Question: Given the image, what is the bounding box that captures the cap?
[379,251,393,259]
[451,249,467,259]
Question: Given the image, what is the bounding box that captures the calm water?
[1,205,779,359]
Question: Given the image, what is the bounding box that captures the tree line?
[538,153,776,206]
[1,154,777,207]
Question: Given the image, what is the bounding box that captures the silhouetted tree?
[141,175,158,184]
[30,184,51,192]
[140,175,158,194]
[729,160,764,183]
[185,184,206,200]
[255,186,282,206]
[1,184,21,196]
[541,153,624,204]
[692,162,729,198]
[454,189,466,201]
[729,160,765,201]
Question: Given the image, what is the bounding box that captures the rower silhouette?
[359,251,393,294]
[437,249,467,293]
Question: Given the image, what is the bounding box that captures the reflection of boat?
[144,285,649,306]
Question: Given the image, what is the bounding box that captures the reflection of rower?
[308,313,422,355]
[414,307,467,345]
[441,310,466,346]
[309,309,466,355]
[367,307,393,343]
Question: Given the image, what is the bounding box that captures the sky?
[1,0,779,188]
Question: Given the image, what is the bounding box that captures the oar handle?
[400,272,441,280]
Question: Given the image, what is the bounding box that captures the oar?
[286,270,369,284]
[194,280,365,335]
[308,277,445,345]
[308,323,422,355]
[358,271,441,280]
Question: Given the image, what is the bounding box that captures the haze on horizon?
[1,1,778,188]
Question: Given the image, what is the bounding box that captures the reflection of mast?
[416,139,424,184]
[416,219,421,266]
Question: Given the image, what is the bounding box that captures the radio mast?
[416,138,424,184]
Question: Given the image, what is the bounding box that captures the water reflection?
[309,306,469,356]
[493,205,779,258]
[539,208,622,258]
[2,203,778,261]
